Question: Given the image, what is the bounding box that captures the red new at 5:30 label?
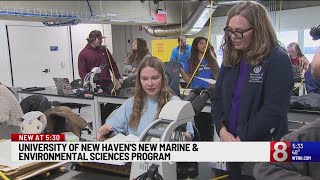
[11,134,65,141]
[270,141,291,162]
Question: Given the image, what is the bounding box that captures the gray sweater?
[254,118,320,180]
[124,53,151,78]
[0,84,23,126]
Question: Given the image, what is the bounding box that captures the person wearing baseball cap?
[78,30,122,91]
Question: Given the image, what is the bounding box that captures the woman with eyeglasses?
[211,1,293,179]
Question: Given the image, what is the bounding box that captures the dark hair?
[126,38,150,67]
[188,37,219,79]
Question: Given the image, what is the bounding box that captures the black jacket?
[254,118,320,180]
[211,47,293,141]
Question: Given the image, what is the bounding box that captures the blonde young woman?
[98,57,194,141]
[124,38,151,78]
[211,1,293,179]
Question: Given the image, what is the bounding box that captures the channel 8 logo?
[270,141,291,162]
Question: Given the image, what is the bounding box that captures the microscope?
[130,88,213,180]
[130,100,195,180]
[83,64,107,93]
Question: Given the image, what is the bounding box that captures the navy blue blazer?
[211,47,293,141]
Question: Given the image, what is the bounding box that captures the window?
[215,35,224,66]
[276,31,298,48]
[303,29,318,63]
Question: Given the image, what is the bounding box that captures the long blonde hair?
[222,1,279,67]
[129,57,174,129]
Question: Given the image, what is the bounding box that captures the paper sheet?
[0,140,32,172]
[194,76,216,84]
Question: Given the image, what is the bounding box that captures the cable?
[177,0,184,64]
[278,0,282,32]
[86,0,93,17]
[0,171,9,180]
[211,174,229,180]
[99,0,117,95]
[182,0,214,95]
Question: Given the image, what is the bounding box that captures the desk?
[18,87,213,141]
[18,88,96,141]
[94,93,129,134]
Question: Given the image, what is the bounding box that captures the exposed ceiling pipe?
[143,0,245,37]
[143,1,216,37]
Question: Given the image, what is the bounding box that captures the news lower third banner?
[9,134,320,163]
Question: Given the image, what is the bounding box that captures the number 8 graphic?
[273,142,288,162]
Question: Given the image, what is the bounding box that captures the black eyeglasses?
[223,27,253,39]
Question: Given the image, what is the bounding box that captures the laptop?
[53,78,75,95]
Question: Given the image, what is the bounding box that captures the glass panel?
[215,35,224,67]
[304,29,318,63]
[276,31,298,47]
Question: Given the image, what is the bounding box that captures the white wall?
[71,24,112,80]
[0,24,11,86]
[0,20,47,87]
[0,20,113,87]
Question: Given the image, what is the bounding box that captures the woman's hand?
[219,126,237,142]
[131,67,137,73]
[184,132,192,141]
[235,136,241,142]
[97,124,113,141]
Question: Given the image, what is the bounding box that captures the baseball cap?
[87,30,106,40]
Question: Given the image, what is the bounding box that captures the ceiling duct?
[143,1,217,37]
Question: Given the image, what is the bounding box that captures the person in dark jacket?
[254,118,320,180]
[211,1,293,179]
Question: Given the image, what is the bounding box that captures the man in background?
[170,36,191,68]
[78,30,122,92]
